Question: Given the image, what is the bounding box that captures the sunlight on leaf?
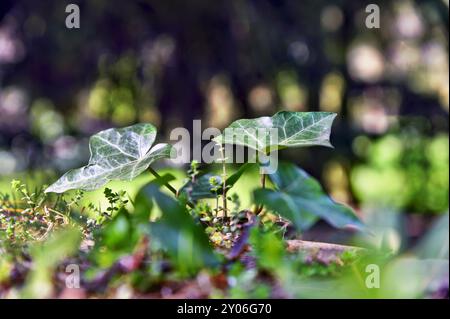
[45,123,173,193]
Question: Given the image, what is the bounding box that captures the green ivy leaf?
[213,111,337,154]
[135,177,220,273]
[179,173,220,201]
[45,123,173,193]
[253,162,364,231]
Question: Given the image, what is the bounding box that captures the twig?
[37,220,54,241]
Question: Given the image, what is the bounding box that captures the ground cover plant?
[1,110,447,299]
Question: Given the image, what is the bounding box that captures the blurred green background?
[0,0,448,222]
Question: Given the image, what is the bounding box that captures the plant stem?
[254,172,266,215]
[147,166,194,209]
[219,147,228,218]
[215,197,219,217]
[148,167,177,195]
[260,173,266,189]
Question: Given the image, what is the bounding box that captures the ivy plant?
[45,123,173,193]
[46,111,364,267]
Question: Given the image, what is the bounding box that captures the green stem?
[148,166,195,209]
[255,172,266,215]
[220,147,227,218]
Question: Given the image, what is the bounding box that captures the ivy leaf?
[135,177,220,272]
[179,163,254,202]
[45,123,173,193]
[213,111,337,154]
[225,162,254,186]
[91,207,141,268]
[253,162,364,231]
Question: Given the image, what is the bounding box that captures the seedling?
[44,111,364,269]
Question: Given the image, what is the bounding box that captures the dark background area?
[0,0,448,213]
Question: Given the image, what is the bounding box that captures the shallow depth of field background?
[0,1,448,245]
